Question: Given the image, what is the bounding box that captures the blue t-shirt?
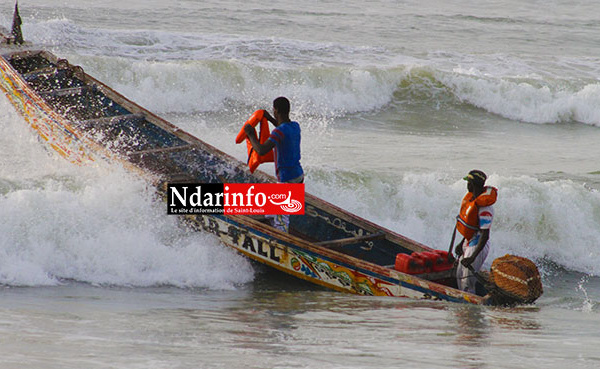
[267,121,303,182]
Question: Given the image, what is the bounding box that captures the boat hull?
[182,213,480,303]
[0,44,488,305]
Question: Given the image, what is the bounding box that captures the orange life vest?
[235,109,274,173]
[456,186,497,240]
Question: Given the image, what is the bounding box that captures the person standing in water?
[454,170,497,293]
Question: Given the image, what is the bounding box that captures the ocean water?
[1,0,600,368]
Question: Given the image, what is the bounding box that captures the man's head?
[464,169,487,193]
[273,96,290,123]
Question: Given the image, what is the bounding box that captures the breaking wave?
[21,18,600,127]
[0,98,254,288]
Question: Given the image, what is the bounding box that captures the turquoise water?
[1,1,600,368]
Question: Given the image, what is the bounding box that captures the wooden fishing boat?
[0,17,541,305]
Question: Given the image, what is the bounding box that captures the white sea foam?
[0,98,254,288]
[76,54,600,126]
[0,176,254,288]
[438,70,600,126]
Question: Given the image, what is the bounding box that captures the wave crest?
[24,18,600,126]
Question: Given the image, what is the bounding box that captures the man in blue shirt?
[243,96,304,231]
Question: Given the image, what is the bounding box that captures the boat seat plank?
[38,85,91,97]
[22,67,57,79]
[315,231,386,248]
[78,113,145,127]
[128,144,192,157]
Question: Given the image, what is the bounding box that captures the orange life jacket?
[456,186,497,240]
[235,109,274,173]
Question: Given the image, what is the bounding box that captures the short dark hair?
[273,96,290,116]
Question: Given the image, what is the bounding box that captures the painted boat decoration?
[0,13,542,306]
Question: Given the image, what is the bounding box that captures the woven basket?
[489,254,543,304]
